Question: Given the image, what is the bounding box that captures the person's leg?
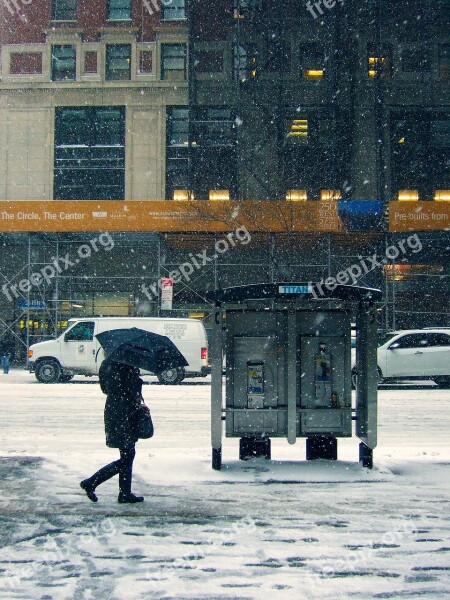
[80,456,121,502]
[117,446,143,503]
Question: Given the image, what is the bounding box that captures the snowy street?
[0,371,449,600]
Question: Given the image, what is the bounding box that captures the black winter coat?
[99,361,143,449]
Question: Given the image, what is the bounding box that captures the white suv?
[352,328,450,388]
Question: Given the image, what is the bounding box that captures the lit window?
[106,44,131,80]
[286,119,309,144]
[107,0,131,20]
[51,45,76,81]
[367,45,392,78]
[162,0,186,20]
[234,44,258,82]
[161,44,187,81]
[52,0,77,21]
[299,43,325,79]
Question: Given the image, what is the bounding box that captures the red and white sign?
[161,278,174,310]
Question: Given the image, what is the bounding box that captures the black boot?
[117,447,143,503]
[80,460,121,502]
[118,492,144,503]
[80,479,98,502]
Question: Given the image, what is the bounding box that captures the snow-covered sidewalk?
[0,370,449,599]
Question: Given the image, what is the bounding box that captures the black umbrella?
[96,328,188,373]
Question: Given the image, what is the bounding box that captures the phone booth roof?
[206,283,382,305]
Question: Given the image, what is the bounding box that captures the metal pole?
[54,239,59,338]
[211,303,223,469]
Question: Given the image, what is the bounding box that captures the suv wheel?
[157,367,185,385]
[35,360,62,384]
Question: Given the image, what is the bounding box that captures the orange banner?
[389,202,450,232]
[0,200,341,233]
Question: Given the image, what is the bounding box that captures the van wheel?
[157,367,185,385]
[35,360,62,384]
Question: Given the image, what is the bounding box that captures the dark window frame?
[161,0,186,21]
[54,106,126,200]
[51,44,76,81]
[161,44,187,81]
[106,44,132,81]
[107,0,131,21]
[52,0,77,21]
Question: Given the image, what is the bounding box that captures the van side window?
[66,322,95,341]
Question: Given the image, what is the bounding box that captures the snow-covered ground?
[0,370,449,599]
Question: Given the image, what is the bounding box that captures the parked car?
[352,328,450,389]
[28,317,210,384]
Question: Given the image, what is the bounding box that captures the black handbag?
[137,399,154,439]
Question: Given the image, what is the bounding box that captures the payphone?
[208,282,381,471]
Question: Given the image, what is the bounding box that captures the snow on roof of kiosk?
[206,283,382,304]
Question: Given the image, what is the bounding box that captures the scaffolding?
[3,229,448,365]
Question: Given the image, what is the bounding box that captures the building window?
[193,107,236,147]
[266,29,291,73]
[391,113,450,199]
[367,45,392,78]
[166,107,189,199]
[167,107,189,147]
[195,50,224,74]
[234,44,258,82]
[106,44,131,80]
[286,118,309,144]
[431,119,450,147]
[299,43,325,79]
[162,0,186,20]
[161,44,187,81]
[284,112,342,198]
[107,0,131,21]
[52,0,77,21]
[400,48,428,73]
[439,44,450,79]
[54,106,125,200]
[51,45,76,81]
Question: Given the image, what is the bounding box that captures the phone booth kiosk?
[207,283,382,471]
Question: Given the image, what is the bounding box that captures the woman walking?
[80,360,144,503]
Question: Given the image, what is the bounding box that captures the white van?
[28,317,210,384]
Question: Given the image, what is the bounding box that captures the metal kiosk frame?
[207,283,382,471]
